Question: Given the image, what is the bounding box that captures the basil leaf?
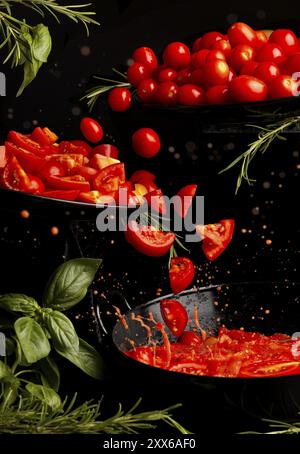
[43,258,101,311]
[55,337,104,380]
[32,24,52,62]
[0,360,11,381]
[14,317,51,364]
[39,356,60,392]
[0,294,39,316]
[45,311,79,352]
[25,383,61,411]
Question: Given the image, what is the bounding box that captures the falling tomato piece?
[160,299,188,337]
[169,257,195,294]
[196,219,235,261]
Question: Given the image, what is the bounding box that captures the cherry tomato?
[92,144,119,159]
[46,175,90,192]
[229,75,268,102]
[256,30,268,49]
[132,128,161,158]
[268,75,297,98]
[169,257,195,294]
[190,49,210,69]
[1,156,32,191]
[160,299,188,336]
[125,221,175,257]
[42,190,80,201]
[284,53,300,75]
[228,22,258,48]
[228,45,255,72]
[202,60,229,87]
[253,62,280,84]
[196,219,235,261]
[130,169,156,184]
[240,61,259,75]
[176,68,192,86]
[205,49,226,63]
[178,331,203,348]
[27,175,45,194]
[212,39,232,57]
[240,361,300,378]
[93,163,125,192]
[132,46,158,71]
[40,162,66,179]
[190,69,203,86]
[155,81,179,104]
[157,68,177,82]
[163,42,191,69]
[192,37,202,53]
[108,87,132,111]
[178,84,206,105]
[200,31,223,49]
[145,189,167,215]
[206,85,230,104]
[174,184,197,218]
[5,142,45,174]
[127,62,151,87]
[137,78,158,102]
[256,43,286,64]
[269,29,298,56]
[80,118,103,143]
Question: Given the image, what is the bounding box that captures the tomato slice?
[8,131,45,155]
[93,163,125,193]
[174,184,197,218]
[45,154,84,172]
[43,127,58,144]
[5,142,45,173]
[78,190,115,204]
[1,156,31,191]
[42,190,80,201]
[240,361,300,378]
[196,219,235,261]
[59,141,90,157]
[145,189,167,215]
[31,127,53,147]
[160,299,188,337]
[69,166,98,181]
[0,145,8,169]
[169,257,195,294]
[125,220,175,257]
[46,175,90,191]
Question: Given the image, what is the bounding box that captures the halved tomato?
[1,156,31,191]
[169,257,195,294]
[160,299,188,337]
[125,220,175,257]
[5,142,45,173]
[46,175,90,191]
[93,163,125,193]
[240,361,300,378]
[174,184,197,218]
[45,154,84,172]
[42,190,80,201]
[196,219,235,261]
[8,131,44,155]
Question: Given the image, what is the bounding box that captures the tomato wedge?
[196,219,235,261]
[125,221,175,257]
[240,361,300,378]
[169,257,195,294]
[174,184,197,218]
[8,131,45,155]
[42,190,80,201]
[145,189,167,215]
[1,156,31,191]
[45,154,84,172]
[46,175,90,191]
[160,299,188,337]
[31,127,54,147]
[5,142,45,173]
[93,163,125,193]
[69,166,97,181]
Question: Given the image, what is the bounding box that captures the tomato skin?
[178,84,206,105]
[268,75,297,98]
[206,85,230,104]
[240,61,259,75]
[196,219,235,261]
[137,79,158,102]
[40,162,66,180]
[174,184,197,218]
[284,53,300,75]
[155,81,179,104]
[31,127,52,147]
[205,49,226,63]
[108,87,132,112]
[256,30,268,49]
[178,331,203,348]
[125,221,175,257]
[8,131,44,156]
[5,142,45,174]
[130,169,156,184]
[93,163,125,192]
[228,67,236,82]
[157,68,177,83]
[192,37,202,53]
[127,62,151,87]
[228,45,255,72]
[200,31,223,49]
[256,43,286,64]
[269,29,298,56]
[229,76,268,102]
[163,42,191,70]
[69,165,97,181]
[45,153,84,172]
[92,144,119,159]
[190,69,203,86]
[160,299,188,336]
[42,190,80,201]
[144,189,166,215]
[228,22,258,48]
[202,60,229,87]
[253,62,280,84]
[132,47,158,71]
[169,257,195,294]
[27,174,45,194]
[190,50,210,69]
[132,128,161,159]
[43,127,58,144]
[213,39,231,58]
[80,118,103,143]
[70,140,92,156]
[176,68,192,86]
[46,175,90,192]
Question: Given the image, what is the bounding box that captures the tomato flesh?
[160,299,188,336]
[125,221,175,257]
[197,219,235,261]
[169,257,195,294]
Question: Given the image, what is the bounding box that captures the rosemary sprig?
[219,116,300,194]
[241,416,300,435]
[0,395,190,434]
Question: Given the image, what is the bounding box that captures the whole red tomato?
[205,49,226,62]
[155,81,179,104]
[157,68,177,82]
[190,49,210,69]
[228,45,255,72]
[269,29,298,56]
[284,53,300,75]
[206,85,230,104]
[229,75,268,102]
[253,62,280,84]
[240,61,259,75]
[80,118,103,143]
[202,60,229,87]
[178,84,206,105]
[132,128,161,158]
[163,42,191,69]
[200,31,223,49]
[213,39,232,57]
[256,30,268,49]
[176,68,192,86]
[192,37,202,53]
[256,43,286,64]
[228,22,258,47]
[108,87,132,111]
[132,47,158,71]
[137,79,158,102]
[127,62,151,87]
[268,75,297,98]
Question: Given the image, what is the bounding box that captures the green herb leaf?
[43,258,101,311]
[44,310,79,352]
[14,317,51,364]
[25,383,61,411]
[56,338,104,381]
[1,380,20,408]
[0,294,39,316]
[39,356,60,392]
[0,360,11,381]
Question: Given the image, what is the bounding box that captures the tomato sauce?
[126,327,300,378]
